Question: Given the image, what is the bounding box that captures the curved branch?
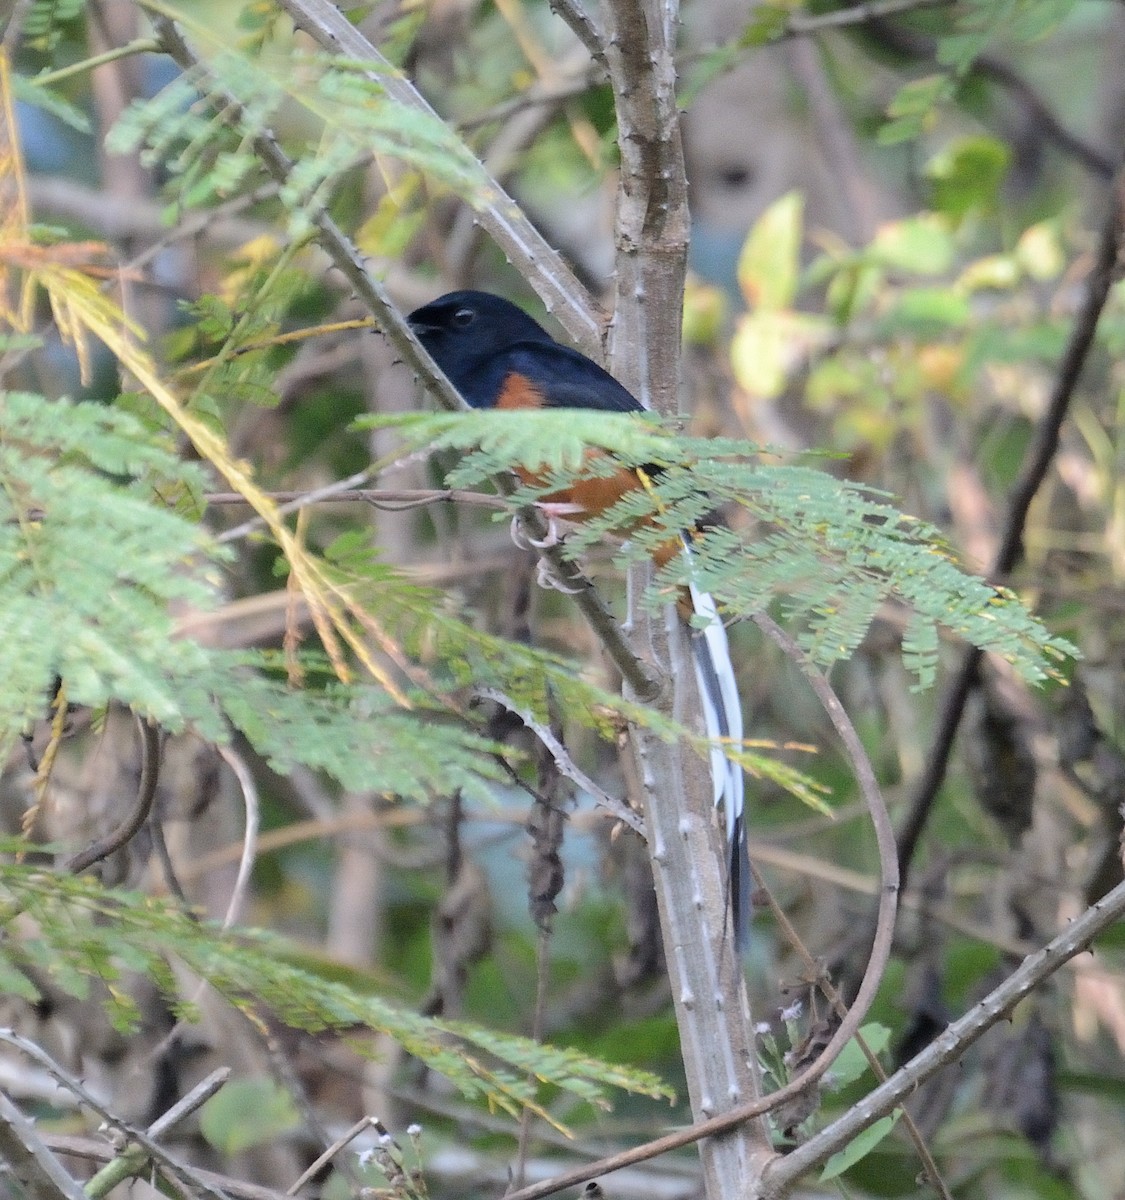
[215,743,260,930]
[763,873,1125,1190]
[66,716,161,875]
[501,612,901,1200]
[752,615,900,990]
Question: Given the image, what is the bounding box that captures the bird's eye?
[452,308,476,328]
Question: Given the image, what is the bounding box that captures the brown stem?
[896,161,1125,890]
[66,716,161,875]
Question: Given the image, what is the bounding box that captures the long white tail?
[682,544,750,952]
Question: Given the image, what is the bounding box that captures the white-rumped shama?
[408,289,749,950]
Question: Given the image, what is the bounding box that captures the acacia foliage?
[2,0,1122,1196]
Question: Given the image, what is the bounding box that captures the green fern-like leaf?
[0,859,673,1120]
[107,31,493,230]
[374,409,1075,687]
[22,0,84,52]
[0,393,514,801]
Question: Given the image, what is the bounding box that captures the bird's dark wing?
[500,342,644,414]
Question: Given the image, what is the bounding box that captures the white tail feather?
[682,541,749,950]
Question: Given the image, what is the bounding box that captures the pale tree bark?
[598,0,776,1192]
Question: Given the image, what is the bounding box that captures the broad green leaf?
[1015,223,1065,281]
[871,215,955,276]
[730,311,832,400]
[828,1024,893,1089]
[820,1110,902,1180]
[926,136,1011,220]
[878,74,956,145]
[958,254,1021,292]
[200,1079,301,1155]
[880,286,971,334]
[737,191,804,311]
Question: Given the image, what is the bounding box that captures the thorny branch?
[150,11,663,704]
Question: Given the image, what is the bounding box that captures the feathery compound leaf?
[388,408,1074,686]
[0,394,508,799]
[360,409,676,481]
[212,666,509,801]
[0,393,221,734]
[107,30,492,227]
[0,860,671,1124]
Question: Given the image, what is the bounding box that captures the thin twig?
[460,67,601,130]
[31,37,160,86]
[45,1133,288,1199]
[0,1030,229,1200]
[266,0,605,355]
[547,0,608,70]
[208,484,512,545]
[210,469,373,542]
[895,161,1125,890]
[150,816,192,908]
[769,0,953,37]
[0,1088,91,1200]
[975,56,1116,181]
[285,1115,379,1196]
[66,716,162,875]
[83,1069,231,1198]
[474,688,644,834]
[215,742,259,929]
[763,873,1125,1190]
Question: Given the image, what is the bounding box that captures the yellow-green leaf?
[737,191,804,311]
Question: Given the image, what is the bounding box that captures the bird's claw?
[535,556,585,594]
[509,503,583,550]
[510,513,559,550]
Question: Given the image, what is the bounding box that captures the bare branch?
[269,0,605,356]
[285,1116,380,1196]
[548,0,608,70]
[83,1069,231,1198]
[763,873,1125,1190]
[770,0,953,37]
[0,1089,90,1200]
[896,159,1125,888]
[474,687,644,834]
[215,743,260,929]
[0,1030,229,1200]
[44,1134,290,1200]
[66,716,161,875]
